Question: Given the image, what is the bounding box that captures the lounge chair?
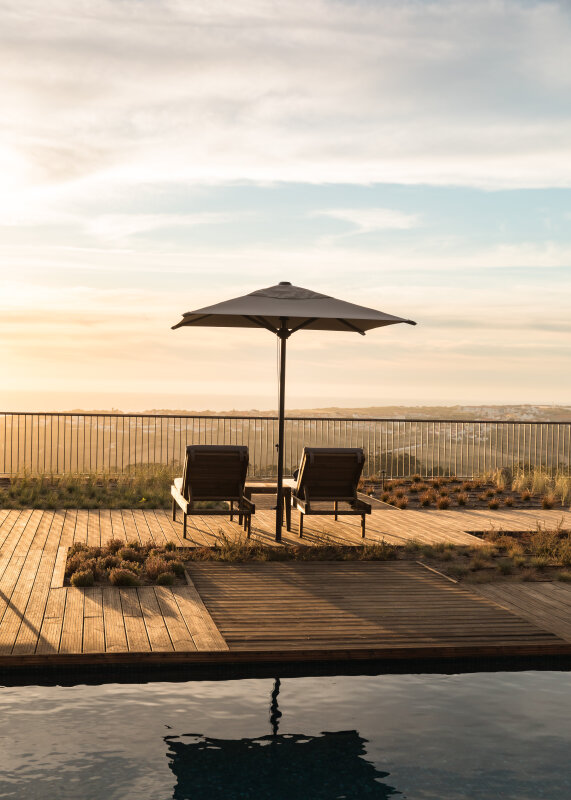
[290,447,371,538]
[171,445,255,538]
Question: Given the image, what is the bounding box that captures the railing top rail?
[0,411,569,424]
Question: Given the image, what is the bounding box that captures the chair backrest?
[181,445,249,502]
[295,447,365,502]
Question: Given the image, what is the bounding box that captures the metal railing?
[1,412,570,478]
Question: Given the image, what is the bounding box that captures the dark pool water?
[1,671,570,799]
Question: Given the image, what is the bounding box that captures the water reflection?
[165,678,399,799]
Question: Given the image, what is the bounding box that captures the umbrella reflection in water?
[165,678,400,799]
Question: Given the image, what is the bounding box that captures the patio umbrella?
[172,281,416,541]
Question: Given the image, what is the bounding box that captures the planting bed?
[64,540,187,588]
[361,475,566,511]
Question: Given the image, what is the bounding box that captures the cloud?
[311,207,421,238]
[85,212,245,240]
[1,0,571,192]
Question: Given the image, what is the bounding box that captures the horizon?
[1,1,570,410]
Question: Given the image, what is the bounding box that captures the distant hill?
[66,405,571,421]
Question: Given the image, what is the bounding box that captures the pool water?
[1,671,570,799]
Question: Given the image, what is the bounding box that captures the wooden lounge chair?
[290,447,371,538]
[171,445,255,538]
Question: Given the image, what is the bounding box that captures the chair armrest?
[241,497,255,513]
[171,484,190,513]
[291,492,309,512]
[353,497,371,513]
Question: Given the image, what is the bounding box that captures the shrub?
[554,475,571,506]
[106,538,125,554]
[462,481,472,491]
[504,496,514,507]
[386,495,397,506]
[380,492,390,502]
[532,471,551,496]
[169,560,185,576]
[530,556,549,570]
[409,484,419,494]
[420,491,433,507]
[447,564,469,579]
[109,568,140,587]
[457,493,467,506]
[68,542,89,556]
[439,488,449,498]
[99,554,120,570]
[71,569,95,587]
[145,556,171,580]
[395,496,408,509]
[395,489,405,499]
[437,497,450,509]
[541,493,555,510]
[556,571,571,582]
[412,474,421,483]
[521,490,531,501]
[488,499,500,509]
[118,547,144,563]
[478,493,487,502]
[156,572,176,586]
[496,558,514,576]
[164,540,178,552]
[485,488,495,498]
[558,539,571,567]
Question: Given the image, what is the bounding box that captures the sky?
[1,0,570,412]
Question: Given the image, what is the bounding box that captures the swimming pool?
[1,671,570,799]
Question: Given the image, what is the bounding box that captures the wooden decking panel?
[0,507,570,668]
[188,561,562,653]
[474,582,571,643]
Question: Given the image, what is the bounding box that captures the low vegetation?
[65,538,185,587]
[63,521,571,586]
[412,522,571,583]
[2,468,173,509]
[362,468,571,511]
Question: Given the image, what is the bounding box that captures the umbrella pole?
[275,319,288,542]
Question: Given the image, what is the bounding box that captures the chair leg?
[361,514,365,538]
[299,513,303,539]
[183,513,187,539]
[230,500,234,522]
[334,501,338,522]
[286,494,291,531]
[172,498,176,521]
[247,513,251,539]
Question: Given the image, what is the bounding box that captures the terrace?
[1,411,571,678]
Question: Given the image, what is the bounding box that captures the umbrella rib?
[243,315,279,335]
[289,317,318,335]
[337,318,366,336]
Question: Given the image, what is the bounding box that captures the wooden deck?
[1,507,571,672]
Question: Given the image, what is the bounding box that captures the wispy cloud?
[311,208,421,242]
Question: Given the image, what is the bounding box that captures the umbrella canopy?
[172,281,415,334]
[172,281,416,540]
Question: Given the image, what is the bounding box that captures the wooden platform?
[1,507,571,672]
